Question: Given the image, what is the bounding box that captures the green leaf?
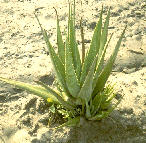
[57,14,65,64]
[89,111,109,121]
[89,98,121,121]
[68,2,71,40]
[85,101,91,118]
[92,84,116,114]
[35,81,75,110]
[104,84,116,103]
[91,93,102,116]
[92,9,111,91]
[55,116,80,129]
[98,92,111,110]
[43,30,69,95]
[98,8,110,56]
[93,33,113,90]
[93,25,127,95]
[69,5,82,81]
[35,14,70,96]
[65,38,80,98]
[80,7,103,86]
[49,104,56,113]
[0,77,58,103]
[78,55,98,103]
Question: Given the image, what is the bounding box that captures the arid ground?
[0,0,145,142]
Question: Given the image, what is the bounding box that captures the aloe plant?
[0,0,127,128]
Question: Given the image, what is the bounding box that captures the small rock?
[123,68,136,74]
[119,107,134,114]
[128,21,135,27]
[88,22,96,29]
[135,35,142,41]
[132,81,138,86]
[135,11,143,18]
[115,93,122,100]
[134,28,142,35]
[111,11,120,17]
[128,2,135,6]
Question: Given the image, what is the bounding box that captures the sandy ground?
[0,0,146,142]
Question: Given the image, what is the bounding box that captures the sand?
[0,0,145,142]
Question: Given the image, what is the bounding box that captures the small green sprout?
[0,0,127,128]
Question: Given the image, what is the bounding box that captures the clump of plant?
[0,0,126,128]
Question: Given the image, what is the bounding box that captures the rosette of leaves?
[0,0,127,128]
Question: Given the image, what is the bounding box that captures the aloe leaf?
[94,84,115,111]
[98,8,110,56]
[80,7,103,86]
[89,96,93,110]
[68,2,71,41]
[104,84,117,103]
[100,95,112,110]
[56,12,65,64]
[69,4,76,62]
[93,25,127,95]
[43,29,69,95]
[91,93,102,116]
[100,93,119,110]
[35,14,70,96]
[65,37,80,98]
[0,77,58,103]
[89,98,121,121]
[89,111,109,121]
[53,79,71,103]
[89,111,106,121]
[55,116,80,129]
[92,9,111,90]
[35,81,75,110]
[73,0,75,27]
[93,33,113,90]
[49,104,56,113]
[69,4,81,80]
[85,101,91,118]
[106,93,117,103]
[78,55,98,103]
[80,17,85,64]
[100,102,111,110]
